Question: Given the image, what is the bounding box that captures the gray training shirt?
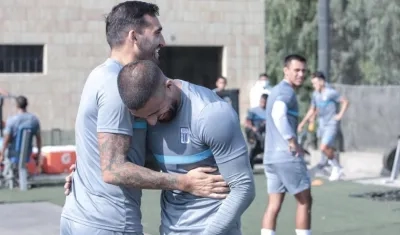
[264,80,300,164]
[61,58,147,233]
[4,112,40,160]
[146,80,255,235]
[311,87,341,127]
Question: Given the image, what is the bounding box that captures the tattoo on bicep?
[98,133,130,180]
[97,133,179,189]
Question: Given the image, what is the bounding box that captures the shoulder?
[248,107,257,113]
[29,113,40,124]
[277,83,296,101]
[87,59,122,89]
[199,101,237,123]
[327,87,339,95]
[196,100,239,136]
[187,82,224,112]
[87,60,124,104]
[5,115,18,125]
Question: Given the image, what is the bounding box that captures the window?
[0,45,44,73]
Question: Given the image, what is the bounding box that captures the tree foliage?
[264,0,400,116]
[330,0,400,84]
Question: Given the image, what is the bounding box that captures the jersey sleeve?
[276,91,293,106]
[246,109,254,121]
[196,101,248,164]
[271,100,295,139]
[195,101,255,234]
[3,117,16,135]
[34,117,41,134]
[96,82,133,136]
[330,89,342,103]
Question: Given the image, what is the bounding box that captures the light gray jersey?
[147,81,255,235]
[61,58,147,233]
[311,87,341,127]
[264,80,300,164]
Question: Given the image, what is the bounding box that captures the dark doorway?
[159,46,223,89]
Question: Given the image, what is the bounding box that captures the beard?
[136,39,160,64]
[158,100,179,123]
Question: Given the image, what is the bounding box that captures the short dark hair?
[261,94,268,100]
[311,71,326,81]
[106,1,159,48]
[259,73,268,78]
[16,96,28,109]
[216,76,227,82]
[117,60,162,110]
[284,54,307,67]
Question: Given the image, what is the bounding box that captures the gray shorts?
[264,161,311,195]
[60,217,143,235]
[160,221,241,235]
[319,125,338,147]
[160,227,241,235]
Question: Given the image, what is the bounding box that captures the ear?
[283,66,288,75]
[165,79,174,90]
[127,30,138,44]
[129,109,136,116]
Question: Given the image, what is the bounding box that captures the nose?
[159,34,166,47]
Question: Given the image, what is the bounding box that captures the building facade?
[0,0,265,144]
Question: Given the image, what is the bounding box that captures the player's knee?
[267,201,283,215]
[295,189,312,206]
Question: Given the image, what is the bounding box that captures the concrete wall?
[334,84,400,152]
[0,0,265,144]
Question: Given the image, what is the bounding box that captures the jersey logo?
[180,127,191,144]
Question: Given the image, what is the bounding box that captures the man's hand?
[288,140,304,157]
[297,123,305,133]
[183,167,229,199]
[334,114,342,121]
[64,164,76,196]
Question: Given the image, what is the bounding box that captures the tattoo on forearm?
[98,133,179,190]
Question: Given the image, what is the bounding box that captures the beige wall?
[0,0,265,143]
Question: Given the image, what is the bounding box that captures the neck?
[172,79,182,108]
[110,46,135,66]
[17,109,26,114]
[283,78,295,88]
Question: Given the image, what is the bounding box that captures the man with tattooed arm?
[60,2,228,235]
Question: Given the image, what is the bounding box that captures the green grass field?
[1,174,400,235]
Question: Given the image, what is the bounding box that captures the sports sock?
[328,158,341,168]
[261,228,275,235]
[295,229,311,235]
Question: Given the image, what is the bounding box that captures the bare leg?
[321,144,343,181]
[262,193,285,231]
[320,144,335,160]
[294,188,312,230]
